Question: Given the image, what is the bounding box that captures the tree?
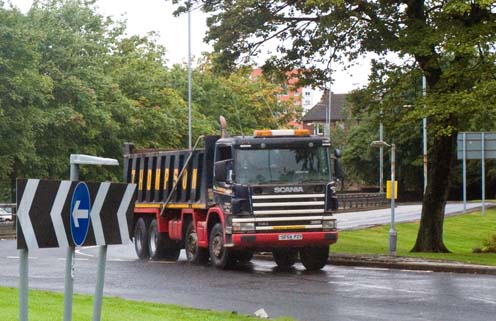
[173,0,496,252]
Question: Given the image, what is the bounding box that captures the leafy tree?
[172,0,496,252]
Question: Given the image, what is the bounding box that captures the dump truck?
[123,118,340,270]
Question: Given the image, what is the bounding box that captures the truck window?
[216,145,232,161]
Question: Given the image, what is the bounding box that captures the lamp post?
[371,140,397,256]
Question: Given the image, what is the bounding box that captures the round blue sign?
[70,182,91,246]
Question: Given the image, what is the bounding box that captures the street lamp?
[371,140,397,256]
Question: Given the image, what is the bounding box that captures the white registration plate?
[278,233,303,241]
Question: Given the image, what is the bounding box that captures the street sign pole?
[19,247,28,321]
[64,163,79,321]
[92,245,107,321]
[462,133,467,213]
[481,133,485,216]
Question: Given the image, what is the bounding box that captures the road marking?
[467,297,496,305]
[327,281,428,294]
[76,248,95,257]
[7,256,38,259]
[57,258,89,261]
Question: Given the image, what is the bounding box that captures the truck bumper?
[229,231,338,248]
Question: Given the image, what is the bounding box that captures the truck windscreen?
[234,146,330,185]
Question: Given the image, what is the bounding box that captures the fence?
[336,193,387,212]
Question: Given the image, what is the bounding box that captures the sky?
[7,0,372,94]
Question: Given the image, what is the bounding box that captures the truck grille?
[246,193,334,232]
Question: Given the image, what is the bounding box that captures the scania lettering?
[123,117,340,270]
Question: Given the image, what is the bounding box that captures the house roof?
[302,91,347,122]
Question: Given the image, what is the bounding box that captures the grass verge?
[333,209,496,266]
[0,287,294,321]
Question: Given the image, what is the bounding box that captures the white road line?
[6,256,38,259]
[75,249,95,257]
[467,297,496,305]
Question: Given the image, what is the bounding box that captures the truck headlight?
[232,222,255,233]
[323,219,337,230]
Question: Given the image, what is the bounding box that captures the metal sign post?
[16,154,136,321]
[457,132,495,216]
[481,133,485,216]
[462,133,467,213]
[68,155,119,321]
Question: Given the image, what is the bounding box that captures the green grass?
[0,287,294,321]
[333,209,496,266]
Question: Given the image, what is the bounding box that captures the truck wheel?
[272,248,298,269]
[134,217,149,260]
[300,246,329,271]
[209,223,235,269]
[236,250,253,264]
[185,222,209,264]
[148,219,180,261]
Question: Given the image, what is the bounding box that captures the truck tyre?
[209,223,235,269]
[134,217,149,260]
[272,248,298,269]
[300,246,329,271]
[235,250,253,264]
[148,219,180,261]
[185,222,209,264]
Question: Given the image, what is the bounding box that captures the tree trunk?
[411,131,457,252]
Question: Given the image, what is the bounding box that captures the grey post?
[64,163,79,321]
[462,133,467,213]
[481,133,485,216]
[379,120,384,193]
[92,245,107,321]
[389,144,397,256]
[67,155,119,321]
[187,0,192,149]
[371,140,397,256]
[19,247,29,321]
[422,76,427,194]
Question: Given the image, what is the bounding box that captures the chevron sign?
[16,179,137,250]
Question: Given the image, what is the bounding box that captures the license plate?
[278,233,303,241]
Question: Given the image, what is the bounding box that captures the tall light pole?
[422,76,427,193]
[187,1,192,149]
[379,110,384,193]
[371,140,397,256]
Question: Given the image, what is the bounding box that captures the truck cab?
[210,129,339,269]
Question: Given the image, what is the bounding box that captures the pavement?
[329,253,496,275]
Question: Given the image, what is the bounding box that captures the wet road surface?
[1,240,495,321]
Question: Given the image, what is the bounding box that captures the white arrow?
[72,200,89,228]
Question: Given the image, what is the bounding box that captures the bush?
[473,234,496,253]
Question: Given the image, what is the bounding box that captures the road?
[335,202,487,230]
[1,239,495,321]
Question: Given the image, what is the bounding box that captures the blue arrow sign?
[70,182,91,246]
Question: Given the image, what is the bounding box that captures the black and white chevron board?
[16,179,137,250]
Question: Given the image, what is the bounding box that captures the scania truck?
[123,118,339,270]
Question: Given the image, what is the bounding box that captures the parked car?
[0,208,12,222]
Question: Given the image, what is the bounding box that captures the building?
[302,91,348,135]
[250,68,316,129]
